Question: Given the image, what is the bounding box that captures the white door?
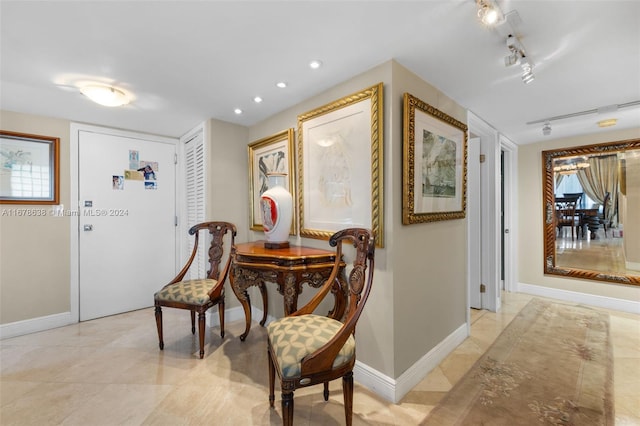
[78,130,177,321]
[468,137,482,309]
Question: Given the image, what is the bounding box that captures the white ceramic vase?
[260,173,292,247]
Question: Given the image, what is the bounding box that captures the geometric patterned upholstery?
[267,314,355,379]
[154,279,217,305]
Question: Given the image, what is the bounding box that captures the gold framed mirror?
[542,138,640,285]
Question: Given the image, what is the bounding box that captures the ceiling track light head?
[504,34,534,84]
[519,57,535,84]
[542,122,552,136]
[522,71,535,84]
[477,0,503,26]
[504,53,520,67]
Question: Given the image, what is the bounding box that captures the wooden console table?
[229,241,348,341]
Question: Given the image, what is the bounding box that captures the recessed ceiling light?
[253,96,263,103]
[276,82,287,88]
[309,60,322,69]
[80,84,130,107]
[597,118,617,128]
[234,108,243,115]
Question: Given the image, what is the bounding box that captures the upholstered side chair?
[266,228,376,426]
[154,221,236,359]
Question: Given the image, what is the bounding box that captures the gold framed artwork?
[402,93,467,224]
[297,82,384,247]
[0,130,60,204]
[248,128,296,233]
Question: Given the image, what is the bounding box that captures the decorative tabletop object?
[260,173,293,248]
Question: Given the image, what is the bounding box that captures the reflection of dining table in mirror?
[574,207,600,239]
[543,139,640,285]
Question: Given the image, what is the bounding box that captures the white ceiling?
[1,1,639,144]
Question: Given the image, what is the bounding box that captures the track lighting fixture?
[528,100,640,136]
[476,0,503,26]
[504,34,535,84]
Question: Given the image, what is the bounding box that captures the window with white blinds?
[183,131,206,279]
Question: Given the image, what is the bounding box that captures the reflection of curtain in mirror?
[576,154,618,224]
[554,173,565,190]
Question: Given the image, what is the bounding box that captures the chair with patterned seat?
[154,221,236,359]
[266,228,376,426]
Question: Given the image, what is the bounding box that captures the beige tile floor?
[1,292,639,425]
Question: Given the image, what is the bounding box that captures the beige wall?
[623,153,640,267]
[518,127,640,301]
[246,60,468,378]
[206,118,249,310]
[0,111,71,323]
[389,61,468,375]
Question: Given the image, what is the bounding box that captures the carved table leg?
[230,265,253,341]
[258,282,268,326]
[282,272,298,316]
[238,290,252,341]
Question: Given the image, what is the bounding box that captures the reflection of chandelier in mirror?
[553,157,590,175]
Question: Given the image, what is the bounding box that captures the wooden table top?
[234,241,336,260]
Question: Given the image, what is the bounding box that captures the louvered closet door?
[183,131,206,279]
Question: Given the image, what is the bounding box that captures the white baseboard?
[353,360,397,402]
[0,311,75,339]
[355,323,468,403]
[518,283,640,314]
[2,305,265,340]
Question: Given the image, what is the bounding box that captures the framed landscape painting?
[402,93,467,224]
[0,130,60,204]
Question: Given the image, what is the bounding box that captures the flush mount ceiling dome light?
[80,84,131,107]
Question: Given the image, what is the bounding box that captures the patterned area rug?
[424,298,613,425]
